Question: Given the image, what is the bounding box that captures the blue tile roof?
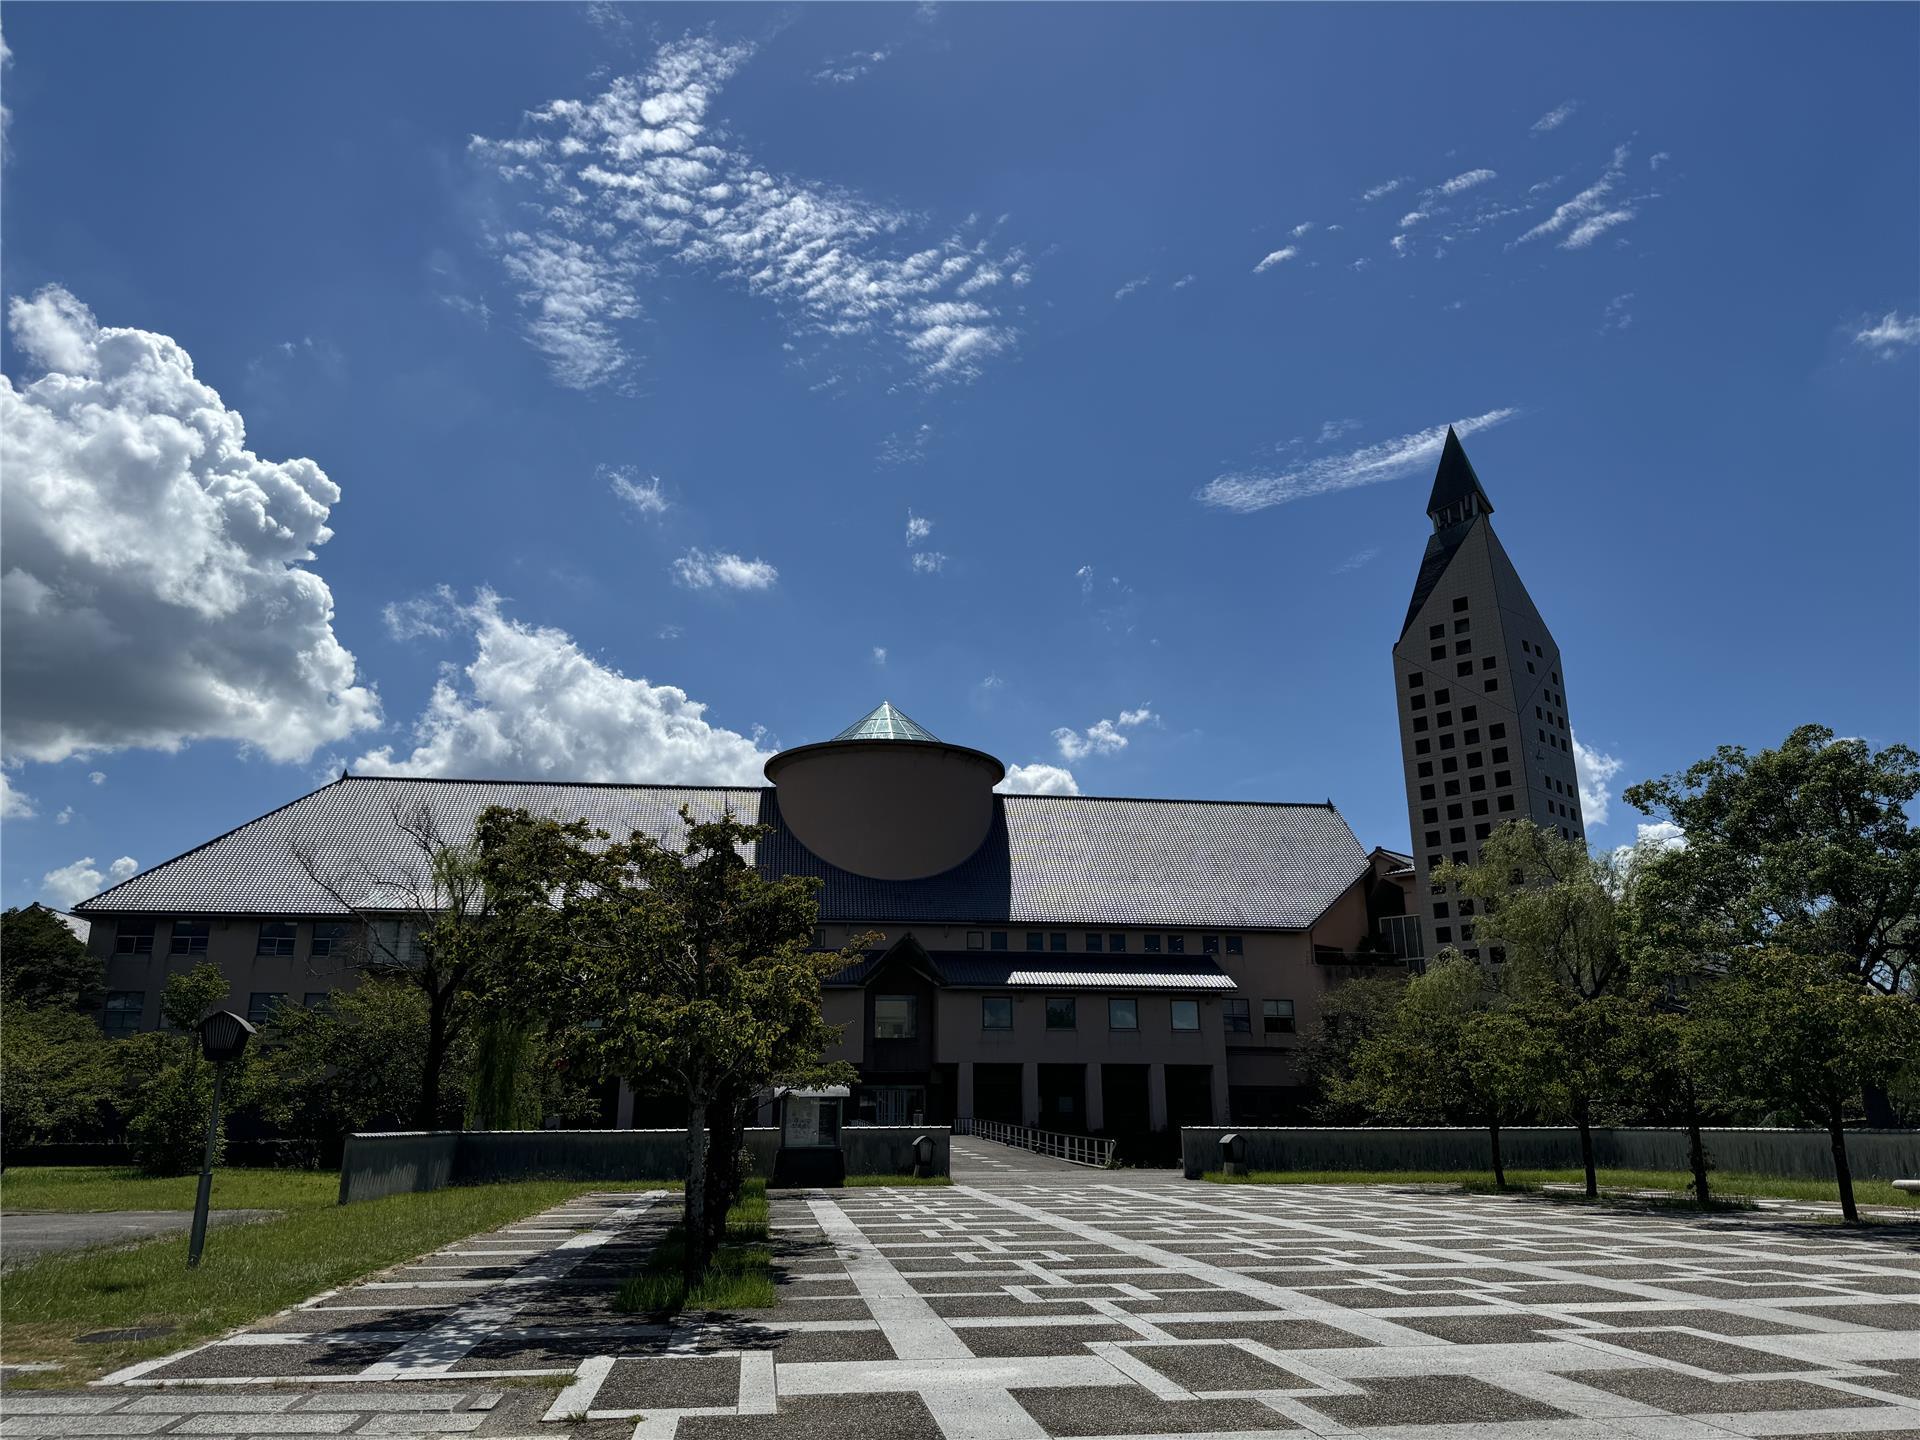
[76,775,1369,932]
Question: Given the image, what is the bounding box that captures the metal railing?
[955,1116,1116,1168]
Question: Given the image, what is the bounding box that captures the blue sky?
[3,3,1916,908]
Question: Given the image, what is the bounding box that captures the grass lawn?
[843,1172,953,1187]
[1,1166,340,1214]
[1,1175,671,1387]
[615,1179,775,1314]
[1202,1167,1920,1210]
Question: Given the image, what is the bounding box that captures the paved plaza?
[5,1139,1919,1439]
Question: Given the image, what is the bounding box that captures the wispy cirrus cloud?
[1530,100,1580,134]
[471,35,1030,389]
[1331,546,1380,574]
[1360,177,1409,202]
[813,48,890,84]
[1513,143,1637,249]
[605,466,669,516]
[673,548,778,591]
[1436,168,1497,196]
[1600,292,1635,334]
[1252,246,1298,273]
[1113,274,1151,301]
[905,510,933,543]
[1854,311,1920,356]
[1198,408,1519,513]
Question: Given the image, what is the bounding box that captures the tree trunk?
[1573,1095,1598,1199]
[702,1084,745,1256]
[683,1095,711,1285]
[1488,1117,1506,1189]
[415,991,453,1131]
[1827,1103,1859,1224]
[1683,1080,1712,1211]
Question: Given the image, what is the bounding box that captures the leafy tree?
[480,806,861,1284]
[1,905,105,1012]
[118,963,240,1175]
[1691,947,1920,1222]
[0,1007,121,1156]
[1300,975,1407,1121]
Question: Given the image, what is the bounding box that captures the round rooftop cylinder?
[764,702,1006,881]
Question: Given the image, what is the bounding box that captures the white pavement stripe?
[807,1197,971,1361]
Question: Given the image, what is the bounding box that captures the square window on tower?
[1408,673,1423,688]
[1453,597,1470,612]
[1454,640,1471,656]
[1456,662,1472,677]
[1434,688,1451,703]
[1485,678,1499,692]
[1429,623,1445,640]
[1431,646,1446,661]
[1453,619,1470,634]
[1422,807,1438,823]
[1445,802,1463,819]
[1419,784,1436,800]
[1481,656,1496,670]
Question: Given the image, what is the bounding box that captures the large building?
[74,700,1417,1132]
[1392,428,1585,961]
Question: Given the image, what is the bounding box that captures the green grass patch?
[843,1173,953,1187]
[614,1179,775,1314]
[1202,1167,1920,1210]
[0,1166,340,1214]
[1,1177,669,1386]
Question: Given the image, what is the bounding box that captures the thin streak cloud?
[1198,409,1520,513]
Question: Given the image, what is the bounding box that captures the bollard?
[912,1133,936,1179]
[1219,1131,1246,1178]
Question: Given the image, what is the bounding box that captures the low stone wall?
[1179,1126,1920,1183]
[339,1124,950,1203]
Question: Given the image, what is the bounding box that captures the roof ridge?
[337,774,768,793]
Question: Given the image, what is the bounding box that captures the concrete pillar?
[1021,1062,1041,1128]
[1148,1063,1168,1132]
[616,1078,636,1129]
[957,1061,975,1121]
[1086,1065,1105,1133]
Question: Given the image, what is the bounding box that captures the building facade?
[1392,428,1585,961]
[74,701,1416,1132]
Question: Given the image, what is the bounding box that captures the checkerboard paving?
[24,1175,1920,1440]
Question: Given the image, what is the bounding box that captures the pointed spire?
[1425,425,1494,524]
[832,701,940,743]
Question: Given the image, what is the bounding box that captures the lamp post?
[187,1009,256,1269]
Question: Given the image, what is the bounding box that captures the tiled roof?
[831,701,939,743]
[77,775,1369,932]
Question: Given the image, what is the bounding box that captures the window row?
[965,930,1245,956]
[101,988,329,1037]
[113,919,350,959]
[872,994,1220,1038]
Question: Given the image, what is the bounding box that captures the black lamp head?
[198,1009,257,1064]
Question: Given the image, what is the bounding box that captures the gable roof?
[75,775,1370,933]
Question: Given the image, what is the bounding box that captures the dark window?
[1452,597,1469,612]
[114,920,156,956]
[1443,780,1460,796]
[1469,775,1486,792]
[1225,934,1243,955]
[1454,640,1471,656]
[982,996,1013,1031]
[103,991,145,1038]
[1463,728,1480,744]
[1419,784,1436,800]
[1429,623,1445,639]
[1474,823,1492,840]
[1408,673,1423,688]
[310,922,349,958]
[1485,678,1498,692]
[247,992,287,1026]
[1202,934,1220,954]
[1446,803,1463,819]
[1026,931,1044,952]
[1458,899,1475,916]
[874,996,918,1039]
[1498,795,1515,812]
[1424,830,1441,847]
[1528,661,1536,673]
[1471,799,1489,816]
[1050,932,1067,952]
[1495,769,1512,786]
[1441,757,1458,773]
[1436,711,1453,726]
[304,992,330,1010]
[989,930,1008,951]
[169,920,210,956]
[1449,827,1466,844]
[1492,746,1509,762]
[1489,722,1506,739]
[1456,662,1473,677]
[1167,934,1186,954]
[1171,999,1200,1032]
[1481,656,1496,670]
[1430,646,1445,661]
[1225,998,1252,1034]
[1416,739,1431,755]
[256,922,296,957]
[1108,997,1138,1032]
[1413,717,1428,733]
[1144,933,1162,953]
[967,930,984,949]
[1433,902,1450,918]
[1466,751,1482,769]
[1262,999,1296,1034]
[1422,807,1438,823]
[1453,619,1470,635]
[1452,850,1469,864]
[1045,997,1077,1031]
[1434,688,1450,704]
[1085,932,1103,952]
[1435,926,1453,943]
[1109,932,1127,953]
[1461,705,1477,721]
[1410,694,1426,711]
[1439,733,1455,751]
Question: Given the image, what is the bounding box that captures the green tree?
[0,1007,121,1156]
[118,963,239,1175]
[1691,947,1920,1222]
[1300,975,1407,1122]
[1,905,105,1012]
[481,806,860,1284]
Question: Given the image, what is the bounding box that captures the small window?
[1415,739,1431,755]
[114,920,156,956]
[1422,807,1438,823]
[303,992,331,1010]
[1435,925,1453,943]
[1441,756,1458,773]
[1495,769,1512,786]
[1424,830,1441,847]
[1203,933,1220,954]
[1045,996,1076,1031]
[1446,803,1463,819]
[1419,784,1435,801]
[1443,779,1460,797]
[1461,705,1477,721]
[1466,751,1482,769]
[1489,722,1506,739]
[311,923,349,959]
[1449,827,1466,844]
[1469,775,1486,792]
[1224,997,1252,1034]
[1464,728,1481,744]
[1498,795,1516,812]
[1026,931,1044,952]
[1407,672,1423,689]
[1492,746,1509,763]
[1438,733,1455,751]
[1454,640,1471,656]
[1456,661,1473,678]
[966,930,984,950]
[981,996,1013,1031]
[1225,934,1244,955]
[1453,850,1469,864]
[1429,623,1445,639]
[1452,597,1469,612]
[1471,799,1489,816]
[990,930,1008,951]
[1109,932,1127,953]
[1474,823,1492,840]
[1417,761,1434,778]
[1108,997,1138,1031]
[169,920,210,956]
[874,996,918,1039]
[1144,933,1162,953]
[1434,688,1451,703]
[1433,901,1450,918]
[1485,678,1499,692]
[1167,934,1186,954]
[1410,693,1426,711]
[1436,710,1452,726]
[1262,999,1296,1035]
[1453,619,1470,635]
[1430,646,1446,661]
[103,991,145,1038]
[256,922,296,958]
[1049,932,1068,953]
[1170,999,1200,1032]
[1085,932,1103,953]
[1413,716,1428,733]
[1481,656,1496,670]
[247,992,287,1026]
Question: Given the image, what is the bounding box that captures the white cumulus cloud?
[1200,408,1519,513]
[905,511,933,543]
[0,286,379,767]
[354,591,770,783]
[1,771,34,820]
[1054,706,1153,761]
[1855,311,1920,356]
[1571,731,1624,828]
[42,854,138,909]
[673,549,778,590]
[996,762,1080,796]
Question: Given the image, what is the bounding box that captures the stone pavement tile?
[761,1327,894,1363]
[295,1396,463,1413]
[1560,1367,1883,1414]
[904,1273,1026,1294]
[1125,1343,1314,1393]
[142,1343,401,1380]
[0,1401,120,1416]
[774,1277,857,1298]
[1157,1318,1375,1350]
[122,1398,302,1413]
[958,1323,1136,1357]
[1827,1275,1920,1294]
[1296,1285,1499,1310]
[1300,1375,1572,1428]
[1768,1433,1920,1440]
[1502,1283,1646,1304]
[1594,1330,1832,1375]
[357,1416,486,1434]
[1851,1358,1920,1399]
[925,1293,1098,1318]
[677,1393,942,1439]
[257,1311,444,1336]
[592,1357,740,1411]
[0,1417,178,1438]
[1576,1308,1811,1336]
[312,1290,472,1311]
[1393,1313,1579,1345]
[762,1298,871,1322]
[1011,1385,1300,1435]
[1663,1279,1846,1300]
[451,1338,618,1369]
[171,1416,358,1435]
[1794,1303,1920,1329]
